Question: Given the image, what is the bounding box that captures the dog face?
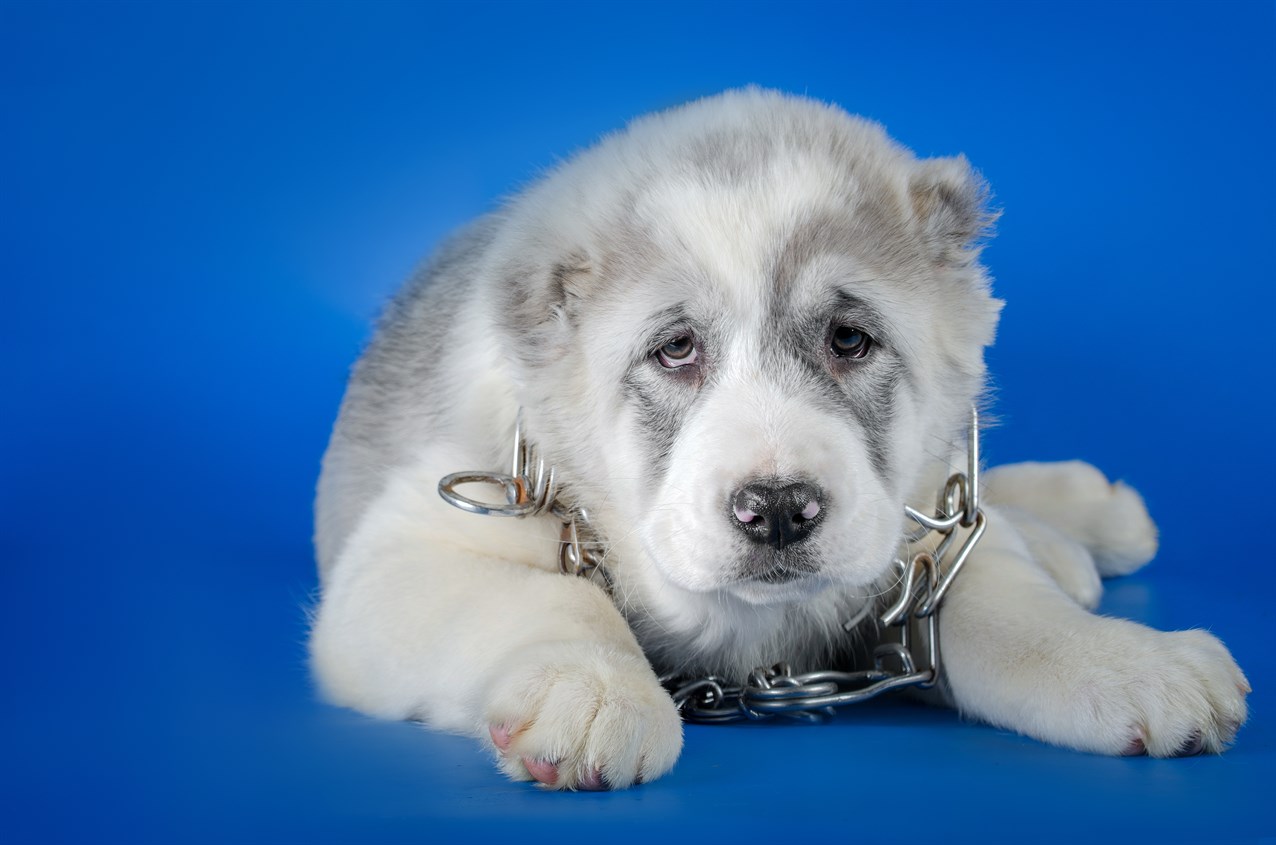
[496,90,1000,611]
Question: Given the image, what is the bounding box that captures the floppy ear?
[504,250,592,324]
[909,155,997,265]
[498,247,595,368]
[546,252,595,321]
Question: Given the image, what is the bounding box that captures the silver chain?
[439,409,986,723]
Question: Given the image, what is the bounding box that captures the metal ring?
[437,471,538,517]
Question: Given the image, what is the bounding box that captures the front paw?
[987,622,1250,757]
[483,641,683,790]
[1104,628,1251,756]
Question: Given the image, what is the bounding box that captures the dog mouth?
[751,566,810,584]
[722,552,833,605]
[737,550,821,585]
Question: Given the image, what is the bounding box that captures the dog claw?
[1122,735,1147,756]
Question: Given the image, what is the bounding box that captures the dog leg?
[983,460,1159,577]
[995,507,1103,609]
[938,514,1248,756]
[309,473,683,789]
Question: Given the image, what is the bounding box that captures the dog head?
[492,89,1000,616]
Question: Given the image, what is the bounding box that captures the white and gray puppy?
[310,89,1248,790]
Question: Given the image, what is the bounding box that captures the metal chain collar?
[438,409,987,723]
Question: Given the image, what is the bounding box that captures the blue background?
[3,0,1273,841]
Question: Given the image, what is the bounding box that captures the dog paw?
[483,641,683,790]
[983,461,1158,577]
[1031,623,1249,757]
[1084,479,1159,577]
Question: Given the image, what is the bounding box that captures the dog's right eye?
[656,335,699,368]
[830,325,873,359]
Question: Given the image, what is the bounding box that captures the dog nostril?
[730,479,824,548]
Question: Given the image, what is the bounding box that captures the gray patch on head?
[850,358,905,483]
[794,356,904,489]
[762,287,908,490]
[621,372,691,496]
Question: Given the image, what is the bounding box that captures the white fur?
[309,90,1247,789]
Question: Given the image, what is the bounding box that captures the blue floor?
[4,1,1274,842]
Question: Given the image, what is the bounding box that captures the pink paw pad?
[522,757,559,786]
[489,724,513,752]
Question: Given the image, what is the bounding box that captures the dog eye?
[656,335,699,368]
[830,325,872,359]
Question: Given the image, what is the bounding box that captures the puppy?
[309,89,1248,789]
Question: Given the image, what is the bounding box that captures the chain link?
[439,408,987,723]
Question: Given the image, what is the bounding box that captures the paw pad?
[522,757,559,786]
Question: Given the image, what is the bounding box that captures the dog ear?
[498,248,594,367]
[546,252,594,321]
[909,155,997,265]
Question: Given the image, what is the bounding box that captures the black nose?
[730,478,824,549]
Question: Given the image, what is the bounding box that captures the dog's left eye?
[830,325,873,359]
[656,335,699,368]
